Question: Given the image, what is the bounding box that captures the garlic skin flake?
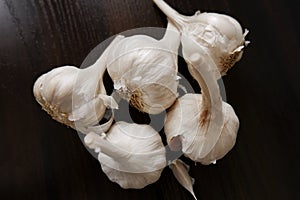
[170,159,197,200]
[153,0,249,77]
[33,36,123,133]
[107,22,181,114]
[84,122,166,189]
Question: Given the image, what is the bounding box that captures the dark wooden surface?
[0,0,299,199]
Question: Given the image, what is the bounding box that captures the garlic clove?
[107,22,181,114]
[33,36,124,132]
[84,122,166,189]
[170,159,197,200]
[153,0,249,76]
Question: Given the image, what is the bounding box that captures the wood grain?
[0,0,299,199]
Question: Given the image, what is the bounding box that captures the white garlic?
[106,22,181,114]
[153,0,249,77]
[33,36,123,133]
[84,121,166,189]
[165,94,239,164]
[169,159,197,200]
[165,36,239,164]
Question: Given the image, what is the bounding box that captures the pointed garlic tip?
[170,159,197,200]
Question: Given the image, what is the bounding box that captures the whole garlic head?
[153,0,249,76]
[84,121,166,189]
[33,36,123,133]
[107,22,181,114]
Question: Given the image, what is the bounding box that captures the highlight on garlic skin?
[84,122,166,189]
[153,0,249,77]
[106,22,181,114]
[33,36,123,134]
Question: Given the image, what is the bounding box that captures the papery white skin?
[170,159,197,200]
[84,121,166,189]
[107,22,181,114]
[153,0,249,77]
[33,36,123,133]
[165,94,239,165]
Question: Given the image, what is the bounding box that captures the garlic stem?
[181,35,224,157]
[160,19,181,53]
[73,35,125,98]
[153,0,186,30]
[84,132,129,159]
[83,35,125,78]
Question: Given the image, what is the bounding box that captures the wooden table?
[0,0,299,199]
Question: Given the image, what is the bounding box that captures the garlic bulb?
[165,94,239,164]
[106,22,181,114]
[153,0,249,77]
[84,121,166,189]
[170,159,197,200]
[33,36,123,133]
[165,36,239,164]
